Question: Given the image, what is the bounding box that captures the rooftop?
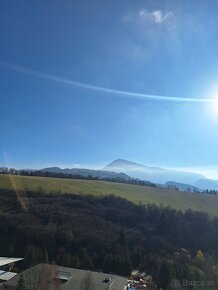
[0,270,17,281]
[4,264,127,290]
[0,257,23,267]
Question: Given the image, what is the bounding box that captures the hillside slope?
[0,174,218,216]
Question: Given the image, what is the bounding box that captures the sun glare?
[205,87,218,120]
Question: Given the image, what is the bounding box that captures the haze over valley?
[35,158,218,191]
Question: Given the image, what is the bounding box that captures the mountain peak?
[106,159,146,167]
[104,159,163,172]
[109,159,132,163]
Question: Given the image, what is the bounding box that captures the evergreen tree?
[118,229,126,246]
[123,255,132,276]
[102,254,113,273]
[152,254,161,281]
[31,246,37,266]
[72,255,81,268]
[42,249,49,264]
[80,248,93,270]
[159,260,171,289]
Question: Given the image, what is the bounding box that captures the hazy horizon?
[2,158,218,180]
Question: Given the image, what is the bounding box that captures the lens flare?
[8,174,28,212]
[0,60,217,103]
[3,153,28,211]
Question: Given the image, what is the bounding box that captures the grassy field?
[1,173,218,216]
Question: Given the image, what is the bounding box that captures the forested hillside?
[0,188,218,289]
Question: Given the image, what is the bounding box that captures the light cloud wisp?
[139,9,175,24]
[123,9,176,26]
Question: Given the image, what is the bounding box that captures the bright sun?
[205,87,218,120]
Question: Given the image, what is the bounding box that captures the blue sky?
[1,0,218,178]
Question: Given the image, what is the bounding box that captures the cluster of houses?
[126,270,155,290]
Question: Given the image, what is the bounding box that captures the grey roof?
[5,264,127,290]
[3,273,19,286]
[0,270,18,281]
[0,257,23,267]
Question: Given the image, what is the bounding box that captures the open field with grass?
[1,173,218,216]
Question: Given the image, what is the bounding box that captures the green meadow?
[1,173,218,216]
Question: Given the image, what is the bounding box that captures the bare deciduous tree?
[80,272,94,290]
[24,264,61,290]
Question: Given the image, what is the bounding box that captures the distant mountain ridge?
[41,166,130,180]
[195,178,218,190]
[103,159,205,185]
[2,158,218,191]
[165,181,200,192]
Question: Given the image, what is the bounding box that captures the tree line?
[0,167,157,187]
